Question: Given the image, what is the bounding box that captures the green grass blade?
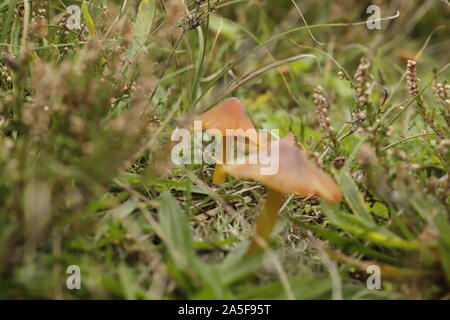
[322,202,422,251]
[158,190,194,259]
[81,1,97,38]
[1,0,16,43]
[239,276,332,300]
[128,0,156,61]
[336,169,373,221]
[292,218,398,264]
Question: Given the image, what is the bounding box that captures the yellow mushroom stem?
[213,136,258,184]
[212,136,228,184]
[247,189,284,254]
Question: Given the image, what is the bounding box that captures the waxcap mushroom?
[196,97,258,143]
[223,133,342,202]
[196,97,258,184]
[223,133,341,253]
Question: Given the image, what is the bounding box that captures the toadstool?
[222,133,342,254]
[197,97,258,184]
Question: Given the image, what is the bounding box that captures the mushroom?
[197,98,257,184]
[222,133,342,254]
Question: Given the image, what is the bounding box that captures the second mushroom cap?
[223,133,342,202]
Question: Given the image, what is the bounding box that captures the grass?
[0,0,449,299]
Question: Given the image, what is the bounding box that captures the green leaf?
[208,15,241,39]
[106,199,137,220]
[291,218,397,264]
[189,261,231,299]
[1,0,16,43]
[158,191,228,298]
[190,26,206,102]
[219,241,263,286]
[128,0,156,61]
[336,169,373,221]
[158,191,194,260]
[322,202,421,251]
[81,1,96,37]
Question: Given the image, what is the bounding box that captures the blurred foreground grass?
[0,0,449,299]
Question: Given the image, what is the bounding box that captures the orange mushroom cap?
[272,132,307,157]
[196,98,258,143]
[222,133,342,202]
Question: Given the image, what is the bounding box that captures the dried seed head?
[354,57,371,110]
[313,85,335,139]
[406,59,419,97]
[433,80,449,106]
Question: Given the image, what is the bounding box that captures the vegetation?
[0,0,449,299]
